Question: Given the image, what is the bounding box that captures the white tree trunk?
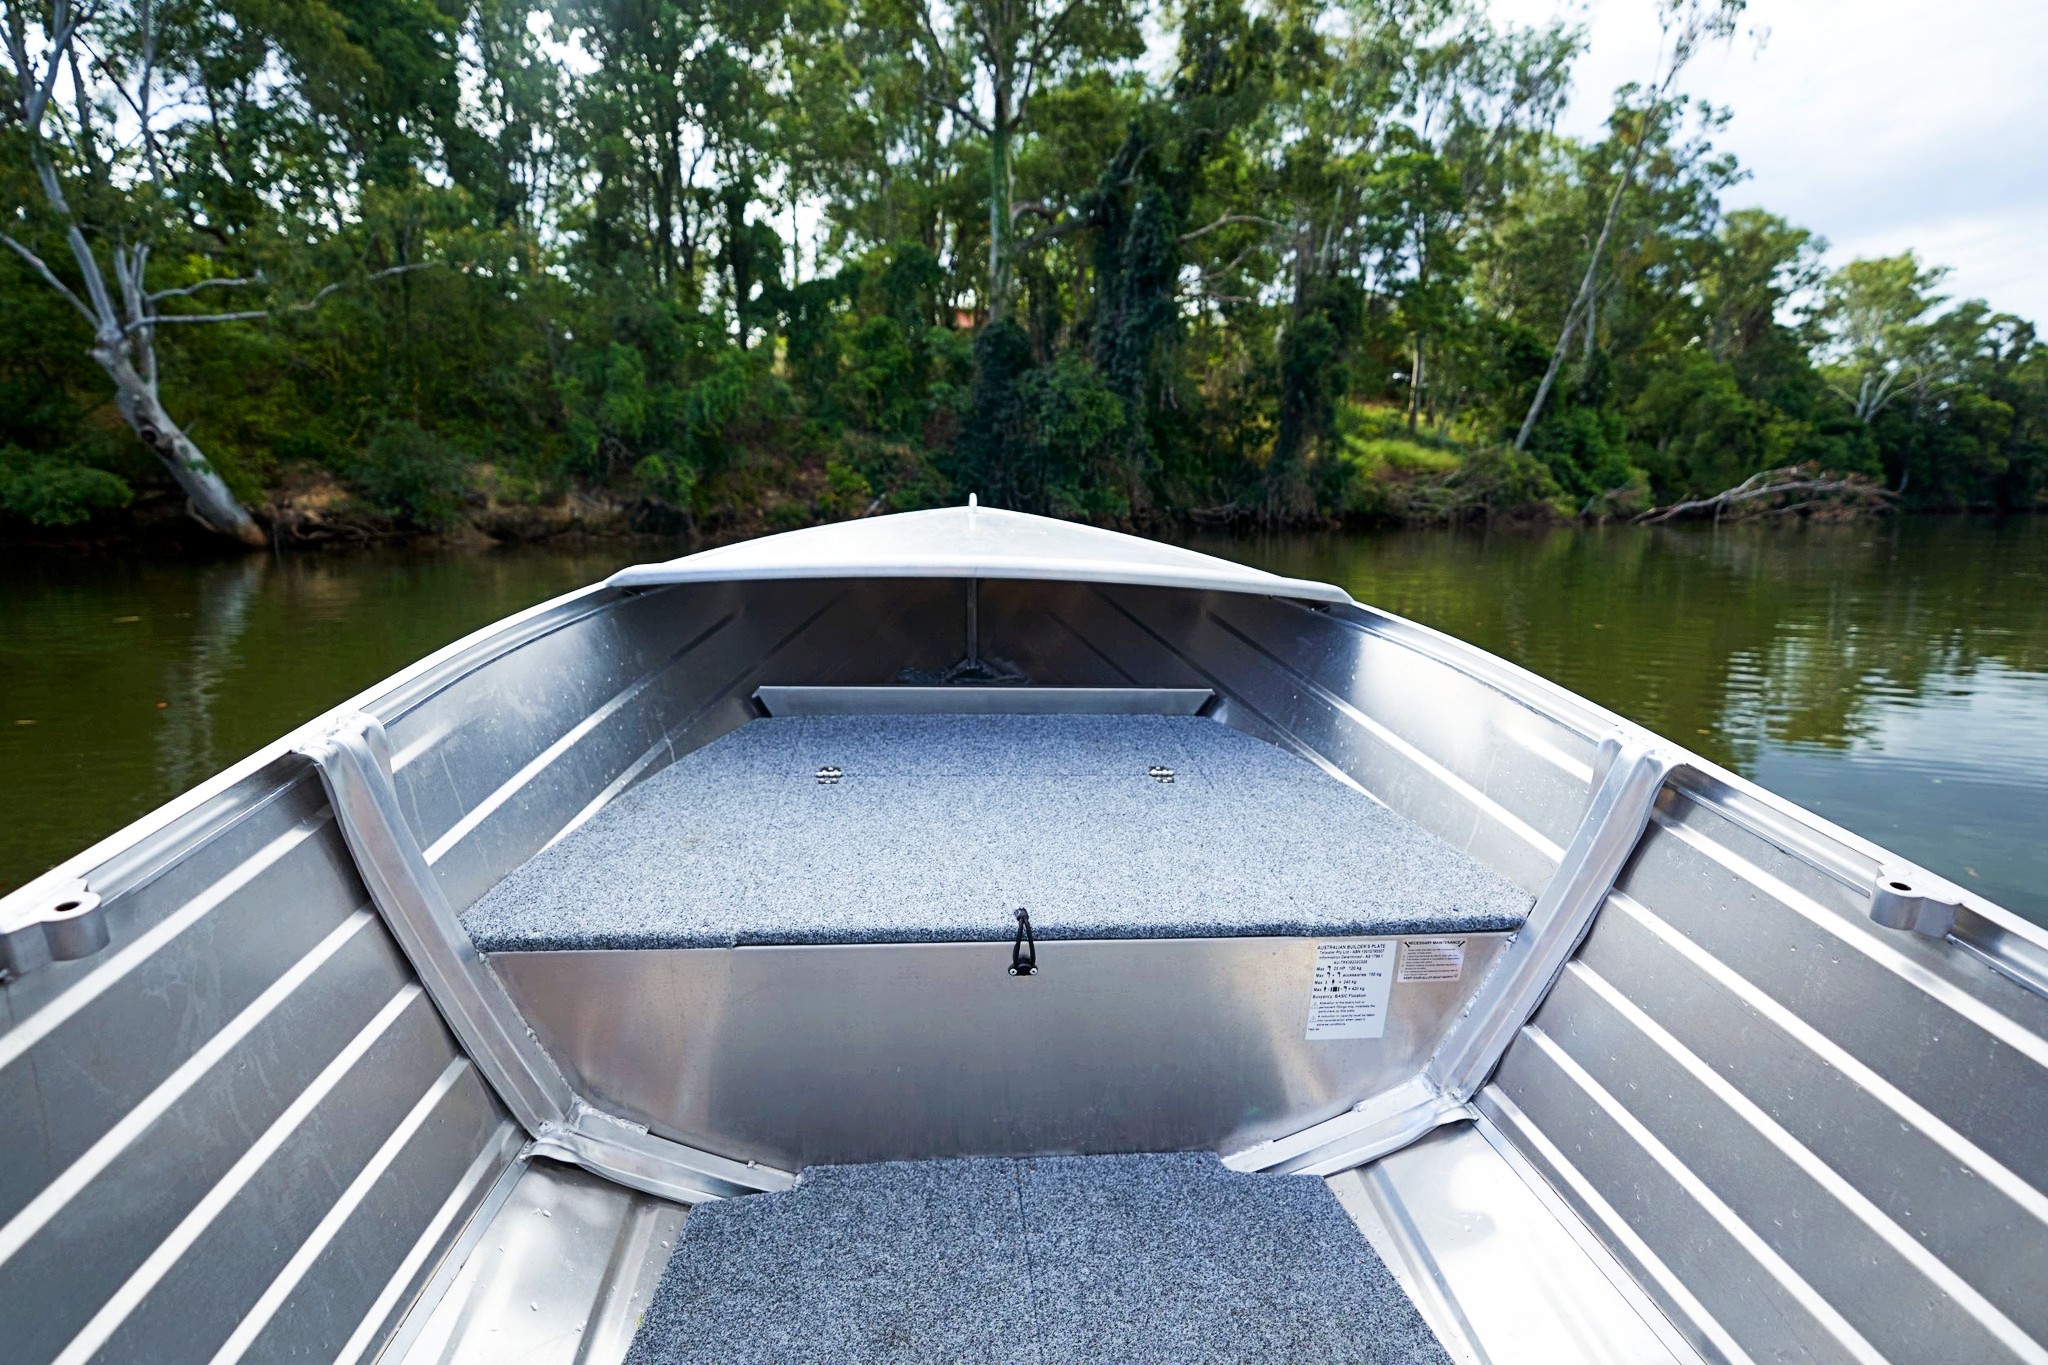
[93,340,267,546]
[6,10,267,549]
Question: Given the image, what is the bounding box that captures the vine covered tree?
[0,0,2040,542]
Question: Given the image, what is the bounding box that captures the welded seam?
[203,1056,475,1365]
[0,815,330,1073]
[48,983,425,1365]
[308,717,790,1201]
[1521,1026,1888,1365]
[1566,959,2046,1362]
[0,909,377,1268]
[1606,889,2048,1232]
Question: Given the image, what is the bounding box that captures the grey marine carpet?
[466,714,1528,951]
[623,1152,1450,1365]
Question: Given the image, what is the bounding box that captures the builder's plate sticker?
[1304,941,1394,1040]
[1398,939,1466,984]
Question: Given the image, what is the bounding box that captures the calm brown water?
[4,518,2045,925]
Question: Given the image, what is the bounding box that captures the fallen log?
[1633,464,1893,525]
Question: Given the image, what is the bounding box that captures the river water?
[4,518,2045,926]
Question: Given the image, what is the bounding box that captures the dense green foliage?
[3,0,2043,540]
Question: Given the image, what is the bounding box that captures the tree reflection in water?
[1199,518,2048,924]
[2,522,2044,925]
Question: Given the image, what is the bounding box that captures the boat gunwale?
[1322,596,2048,994]
[4,543,2044,997]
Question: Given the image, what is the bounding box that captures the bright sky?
[1488,0,2048,324]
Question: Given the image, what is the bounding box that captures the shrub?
[345,420,474,529]
[0,446,133,526]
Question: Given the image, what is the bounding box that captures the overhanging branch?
[0,231,96,324]
[129,261,440,334]
[1179,214,1283,245]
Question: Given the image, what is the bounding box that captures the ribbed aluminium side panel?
[1031,583,1599,895]
[397,578,967,917]
[0,773,516,1365]
[1481,785,2048,1364]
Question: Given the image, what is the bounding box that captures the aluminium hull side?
[1,509,2045,1365]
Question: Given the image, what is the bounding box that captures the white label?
[1304,941,1395,1040]
[1398,939,1466,984]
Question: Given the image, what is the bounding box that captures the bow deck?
[465,713,1529,952]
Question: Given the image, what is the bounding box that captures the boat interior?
[4,512,2046,1364]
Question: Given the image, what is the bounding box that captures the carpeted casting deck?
[464,713,1529,952]
[623,1152,1449,1365]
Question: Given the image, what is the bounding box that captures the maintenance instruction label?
[1398,938,1466,983]
[1304,941,1394,1040]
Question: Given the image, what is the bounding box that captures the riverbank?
[3,438,1952,560]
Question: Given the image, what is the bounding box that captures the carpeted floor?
[464,714,1528,951]
[623,1152,1449,1365]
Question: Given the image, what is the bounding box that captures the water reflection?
[3,522,2044,929]
[1196,518,2048,925]
[0,546,631,893]
[153,555,268,795]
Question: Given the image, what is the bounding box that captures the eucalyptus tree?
[1511,0,1746,452]
[0,0,473,545]
[1818,253,1963,428]
[2,0,269,543]
[904,0,1141,321]
[554,0,785,303]
[1250,0,1573,511]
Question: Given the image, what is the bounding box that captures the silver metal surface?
[608,502,1355,603]
[1427,738,1677,1102]
[1224,1076,1471,1177]
[0,766,522,1365]
[1330,1121,1699,1365]
[391,1157,688,1365]
[753,684,1216,715]
[6,504,2048,1365]
[0,880,107,979]
[1482,783,2048,1363]
[1868,862,1962,938]
[1229,737,1673,1176]
[300,715,574,1134]
[492,934,1508,1169]
[299,712,792,1205]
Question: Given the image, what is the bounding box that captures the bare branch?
[1020,0,1088,110]
[129,261,441,333]
[1189,244,1256,286]
[919,88,991,136]
[1178,214,1283,245]
[0,230,97,324]
[77,33,173,185]
[1016,216,1094,253]
[910,2,992,134]
[148,275,263,302]
[141,309,272,328]
[1634,464,1893,525]
[17,0,97,131]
